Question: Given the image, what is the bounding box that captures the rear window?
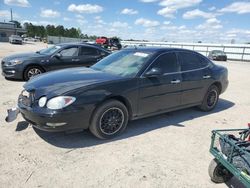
[80,47,99,56]
[178,52,208,71]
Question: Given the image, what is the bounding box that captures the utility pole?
[10,8,13,21]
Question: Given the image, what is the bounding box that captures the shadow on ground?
[25,98,235,149]
[5,77,25,82]
[15,121,29,131]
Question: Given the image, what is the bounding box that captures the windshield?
[91,50,153,77]
[38,45,61,55]
[213,50,226,55]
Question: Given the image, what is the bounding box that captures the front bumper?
[214,56,227,61]
[1,64,23,79]
[11,40,22,44]
[18,102,91,132]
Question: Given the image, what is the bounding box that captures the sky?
[0,0,250,43]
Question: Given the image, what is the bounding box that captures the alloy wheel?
[99,107,124,135]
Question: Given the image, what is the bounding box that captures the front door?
[49,46,80,70]
[138,52,182,116]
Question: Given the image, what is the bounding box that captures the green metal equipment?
[209,128,250,187]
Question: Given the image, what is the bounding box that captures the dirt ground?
[0,42,249,188]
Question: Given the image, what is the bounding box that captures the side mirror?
[144,67,162,77]
[54,53,62,59]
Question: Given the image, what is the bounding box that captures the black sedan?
[8,47,228,139]
[1,43,110,80]
[208,50,227,61]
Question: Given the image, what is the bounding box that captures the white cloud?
[63,17,71,21]
[110,21,129,28]
[208,6,216,11]
[140,0,159,2]
[76,14,84,19]
[219,2,250,14]
[121,8,138,15]
[4,0,30,7]
[196,18,222,30]
[22,20,56,26]
[159,0,202,8]
[157,7,176,18]
[157,0,202,18]
[163,21,171,25]
[68,4,103,14]
[77,19,88,25]
[94,16,106,25]
[227,29,250,35]
[179,25,186,29]
[0,10,18,20]
[40,9,60,18]
[183,9,215,19]
[135,18,160,27]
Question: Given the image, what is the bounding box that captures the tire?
[24,66,44,81]
[199,85,219,111]
[208,158,233,183]
[89,100,128,139]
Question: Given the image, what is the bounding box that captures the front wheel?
[199,85,219,111]
[24,66,44,81]
[208,158,233,183]
[89,100,128,139]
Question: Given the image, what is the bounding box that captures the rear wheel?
[89,100,128,139]
[208,158,233,183]
[199,85,219,111]
[24,66,44,81]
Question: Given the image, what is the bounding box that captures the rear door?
[138,52,182,116]
[79,46,103,67]
[177,51,211,106]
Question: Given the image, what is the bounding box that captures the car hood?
[2,52,47,62]
[24,67,121,98]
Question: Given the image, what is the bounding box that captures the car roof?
[56,42,109,51]
[122,46,198,54]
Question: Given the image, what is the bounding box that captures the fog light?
[46,122,66,127]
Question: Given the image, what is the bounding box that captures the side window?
[60,47,78,57]
[80,47,99,56]
[199,56,209,67]
[150,52,179,73]
[179,52,206,71]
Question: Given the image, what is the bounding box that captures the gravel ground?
[0,42,249,188]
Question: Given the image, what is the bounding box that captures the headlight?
[7,59,23,66]
[46,96,76,110]
[38,97,47,107]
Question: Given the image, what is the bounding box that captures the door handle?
[203,75,211,79]
[72,59,80,62]
[171,79,181,84]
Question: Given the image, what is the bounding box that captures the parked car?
[96,37,122,50]
[7,47,228,139]
[9,35,22,44]
[208,50,227,61]
[1,43,110,80]
[24,37,37,42]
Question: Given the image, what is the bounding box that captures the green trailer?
[209,128,250,187]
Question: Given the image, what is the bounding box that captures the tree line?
[22,22,98,40]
